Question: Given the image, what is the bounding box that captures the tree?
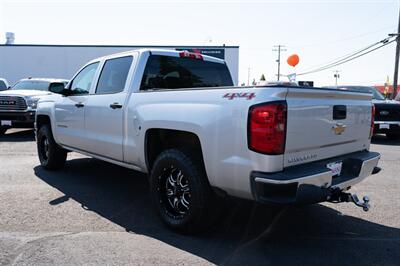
[252,78,257,85]
[260,74,266,81]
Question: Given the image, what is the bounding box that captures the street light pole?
[333,70,340,86]
[247,67,251,86]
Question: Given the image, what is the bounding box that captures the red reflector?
[370,104,375,139]
[248,102,287,155]
[179,51,203,60]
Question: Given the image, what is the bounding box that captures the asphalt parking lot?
[0,129,399,266]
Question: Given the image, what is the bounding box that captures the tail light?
[248,101,287,154]
[179,51,203,60]
[370,104,375,139]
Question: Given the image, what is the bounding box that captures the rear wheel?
[0,127,7,135]
[37,124,67,170]
[149,149,216,233]
[386,133,400,140]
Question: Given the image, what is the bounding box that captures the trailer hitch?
[327,188,370,212]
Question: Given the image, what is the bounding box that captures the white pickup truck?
[0,78,68,135]
[35,49,381,232]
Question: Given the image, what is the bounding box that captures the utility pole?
[273,45,286,81]
[247,67,251,86]
[333,70,341,86]
[391,5,400,99]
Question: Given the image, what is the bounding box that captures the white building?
[0,44,239,85]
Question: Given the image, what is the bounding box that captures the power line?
[286,25,396,49]
[298,37,391,74]
[298,39,395,76]
[296,38,396,76]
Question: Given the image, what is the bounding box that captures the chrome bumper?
[375,121,400,125]
[251,151,381,204]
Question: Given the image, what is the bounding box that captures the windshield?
[338,86,385,100]
[12,80,50,91]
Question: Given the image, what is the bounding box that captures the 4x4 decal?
[223,92,255,100]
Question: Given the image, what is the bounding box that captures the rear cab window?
[140,55,233,90]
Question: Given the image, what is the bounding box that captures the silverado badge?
[332,123,346,135]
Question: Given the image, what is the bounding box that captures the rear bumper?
[251,151,380,204]
[374,121,400,133]
[0,111,36,128]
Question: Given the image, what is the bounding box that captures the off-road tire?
[149,148,217,233]
[37,124,67,170]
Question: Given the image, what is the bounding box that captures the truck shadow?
[372,134,400,146]
[0,129,35,142]
[34,158,399,265]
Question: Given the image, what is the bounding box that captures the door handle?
[110,103,123,109]
[75,103,85,108]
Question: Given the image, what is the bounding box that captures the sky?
[0,0,398,86]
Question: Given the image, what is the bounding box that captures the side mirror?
[49,83,66,94]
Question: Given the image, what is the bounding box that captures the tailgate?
[284,88,372,167]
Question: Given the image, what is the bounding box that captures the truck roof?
[18,78,69,83]
[88,48,226,65]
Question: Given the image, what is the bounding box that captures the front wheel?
[37,124,67,170]
[149,149,216,233]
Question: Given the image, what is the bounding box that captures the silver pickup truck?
[35,49,381,232]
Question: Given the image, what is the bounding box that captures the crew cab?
[335,86,400,140]
[35,49,381,232]
[0,78,68,135]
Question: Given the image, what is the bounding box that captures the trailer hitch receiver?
[327,188,370,212]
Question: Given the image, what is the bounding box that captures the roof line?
[0,44,239,48]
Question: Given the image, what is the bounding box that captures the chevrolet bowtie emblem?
[332,123,346,135]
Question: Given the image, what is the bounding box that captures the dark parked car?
[337,86,400,140]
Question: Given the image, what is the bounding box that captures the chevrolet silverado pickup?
[35,49,381,232]
[0,78,68,135]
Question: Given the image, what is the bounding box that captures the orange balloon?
[287,54,300,67]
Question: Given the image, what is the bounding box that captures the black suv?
[337,86,400,140]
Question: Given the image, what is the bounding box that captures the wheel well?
[145,129,205,171]
[36,115,51,130]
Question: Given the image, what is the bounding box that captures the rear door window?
[96,56,133,94]
[140,55,233,90]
